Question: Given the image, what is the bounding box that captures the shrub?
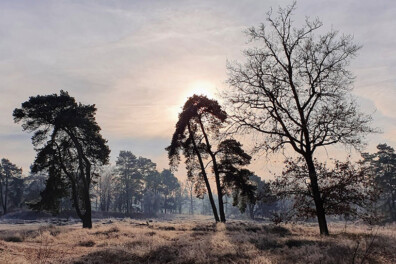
[250,237,281,250]
[3,235,23,242]
[79,240,95,247]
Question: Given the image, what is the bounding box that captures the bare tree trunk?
[190,189,194,215]
[82,184,92,228]
[305,154,329,235]
[0,182,5,215]
[188,124,220,222]
[198,118,226,222]
[164,194,167,214]
[248,203,255,220]
[4,173,8,215]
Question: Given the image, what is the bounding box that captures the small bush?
[124,241,144,248]
[94,226,120,236]
[225,225,242,232]
[3,235,23,242]
[38,225,62,237]
[245,226,261,233]
[159,226,176,231]
[251,237,281,250]
[192,224,216,232]
[285,239,315,248]
[263,225,291,237]
[145,245,179,263]
[79,240,95,247]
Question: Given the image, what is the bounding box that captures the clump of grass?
[74,249,142,263]
[263,225,291,237]
[38,225,63,237]
[124,240,144,249]
[3,234,23,242]
[191,223,216,232]
[146,231,156,236]
[225,225,242,232]
[94,226,120,236]
[285,239,315,248]
[78,240,95,247]
[145,245,179,263]
[158,226,176,231]
[250,237,282,250]
[245,226,261,233]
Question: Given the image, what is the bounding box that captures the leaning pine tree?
[13,90,110,228]
[167,95,226,222]
[167,94,255,222]
[226,2,373,235]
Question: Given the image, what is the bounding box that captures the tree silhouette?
[13,90,110,228]
[167,95,254,222]
[225,2,373,235]
[167,94,227,222]
[361,144,396,221]
[245,174,275,220]
[161,169,180,214]
[217,139,256,213]
[0,158,23,215]
[272,157,377,223]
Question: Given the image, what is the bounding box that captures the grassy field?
[0,216,395,264]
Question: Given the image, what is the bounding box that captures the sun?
[186,80,215,98]
[170,80,217,121]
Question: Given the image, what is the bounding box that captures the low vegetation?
[0,218,395,264]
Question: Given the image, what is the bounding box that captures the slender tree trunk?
[305,154,329,235]
[225,195,228,216]
[0,182,5,215]
[197,119,226,222]
[248,203,255,220]
[63,129,93,228]
[202,196,205,215]
[82,185,92,228]
[190,190,194,215]
[188,124,220,222]
[214,171,226,222]
[164,194,167,214]
[211,152,226,222]
[392,192,396,221]
[126,173,130,214]
[4,173,8,215]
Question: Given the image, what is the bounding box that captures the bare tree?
[361,144,396,221]
[272,158,378,222]
[0,159,23,215]
[97,166,115,212]
[225,2,373,235]
[185,178,196,215]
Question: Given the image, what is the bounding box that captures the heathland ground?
[0,215,395,264]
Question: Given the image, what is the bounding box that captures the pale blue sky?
[1,0,395,179]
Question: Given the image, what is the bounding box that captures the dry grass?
[0,218,395,264]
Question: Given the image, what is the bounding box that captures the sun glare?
[170,80,217,121]
[186,80,215,98]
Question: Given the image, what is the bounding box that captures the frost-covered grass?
[0,218,395,263]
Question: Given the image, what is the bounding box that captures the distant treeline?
[0,151,277,220]
[1,143,395,224]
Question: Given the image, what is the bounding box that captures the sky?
[0,0,395,180]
